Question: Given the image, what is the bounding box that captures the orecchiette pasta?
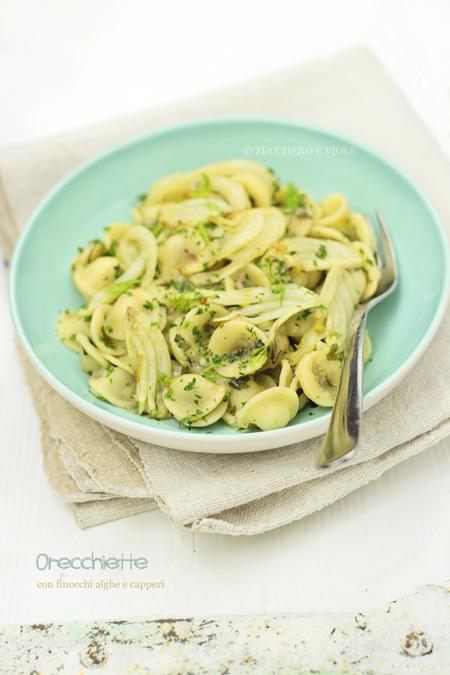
[57,160,378,431]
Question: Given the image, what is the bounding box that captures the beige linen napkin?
[1,47,449,534]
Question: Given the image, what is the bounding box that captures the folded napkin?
[1,47,449,534]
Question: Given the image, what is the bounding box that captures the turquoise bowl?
[9,119,450,452]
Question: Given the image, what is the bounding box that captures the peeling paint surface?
[0,584,449,674]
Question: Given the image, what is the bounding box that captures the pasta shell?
[224,374,276,427]
[310,225,351,244]
[90,304,126,356]
[188,400,228,427]
[73,240,106,266]
[348,213,377,251]
[208,319,268,378]
[159,231,206,281]
[210,176,251,211]
[90,367,136,409]
[319,194,349,228]
[295,349,341,406]
[80,352,100,375]
[287,321,327,365]
[287,215,313,237]
[232,171,273,206]
[75,333,109,368]
[163,374,226,425]
[225,263,270,290]
[169,303,227,368]
[107,288,166,341]
[56,309,91,352]
[352,242,381,301]
[279,359,294,388]
[73,256,121,300]
[117,225,157,286]
[285,237,363,272]
[236,386,299,430]
[103,223,130,249]
[283,307,316,339]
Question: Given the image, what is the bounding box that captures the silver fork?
[317,211,398,468]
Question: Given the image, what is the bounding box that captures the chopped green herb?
[196,222,210,244]
[193,173,210,198]
[201,364,220,381]
[184,377,197,391]
[173,280,193,291]
[271,282,286,304]
[157,373,172,387]
[192,325,202,343]
[174,333,190,350]
[163,387,174,401]
[171,289,205,313]
[105,241,117,256]
[149,222,162,238]
[281,182,305,213]
[179,408,204,427]
[258,256,292,284]
[100,327,115,348]
[105,278,140,298]
[316,244,328,260]
[327,343,344,361]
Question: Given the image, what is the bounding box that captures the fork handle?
[317,304,368,468]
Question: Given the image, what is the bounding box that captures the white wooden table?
[1,0,450,627]
[1,585,449,673]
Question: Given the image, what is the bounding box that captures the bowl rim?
[9,116,450,453]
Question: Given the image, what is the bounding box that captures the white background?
[1,0,450,624]
[1,0,450,151]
